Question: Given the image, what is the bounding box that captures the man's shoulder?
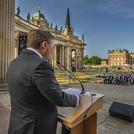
[9,50,53,72]
[37,60,54,72]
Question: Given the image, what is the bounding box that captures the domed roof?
[33,12,45,21]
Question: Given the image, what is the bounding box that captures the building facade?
[15,6,86,70]
[101,61,108,65]
[0,3,86,81]
[108,48,134,66]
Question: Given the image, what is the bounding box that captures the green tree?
[83,55,90,65]
[83,55,102,65]
[102,59,108,61]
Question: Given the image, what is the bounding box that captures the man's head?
[27,30,54,60]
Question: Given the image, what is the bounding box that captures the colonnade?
[52,45,83,70]
[52,45,71,69]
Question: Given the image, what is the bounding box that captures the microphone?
[57,61,85,94]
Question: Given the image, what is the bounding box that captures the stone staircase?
[0,80,8,92]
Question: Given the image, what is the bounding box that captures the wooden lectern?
[58,93,104,134]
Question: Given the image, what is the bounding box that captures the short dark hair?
[27,30,54,49]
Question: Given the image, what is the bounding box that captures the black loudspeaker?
[109,101,134,123]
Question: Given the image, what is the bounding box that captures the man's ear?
[41,41,47,49]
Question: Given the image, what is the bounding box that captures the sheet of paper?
[65,88,81,95]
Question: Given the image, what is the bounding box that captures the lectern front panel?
[71,112,97,134]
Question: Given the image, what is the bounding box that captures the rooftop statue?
[17,7,20,16]
[60,27,62,33]
[82,34,84,40]
[50,23,52,29]
[27,13,30,22]
[71,26,74,33]
[55,25,57,32]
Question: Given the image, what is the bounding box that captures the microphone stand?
[57,61,95,134]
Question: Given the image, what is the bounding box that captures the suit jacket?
[7,49,77,134]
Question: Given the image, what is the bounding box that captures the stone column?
[76,56,78,69]
[15,31,19,58]
[67,47,70,69]
[69,55,71,68]
[81,48,84,67]
[0,0,15,80]
[60,46,62,64]
[64,47,67,67]
[62,45,64,66]
[53,45,57,68]
[51,51,54,67]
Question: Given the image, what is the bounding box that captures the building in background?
[15,5,86,70]
[108,48,134,66]
[101,60,108,65]
[0,3,86,81]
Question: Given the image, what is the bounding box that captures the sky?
[15,0,134,59]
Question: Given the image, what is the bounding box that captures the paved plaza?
[0,83,134,134]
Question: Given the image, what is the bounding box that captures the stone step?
[0,81,8,92]
[0,80,8,87]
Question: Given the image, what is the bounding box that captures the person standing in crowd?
[68,72,72,87]
[7,30,81,134]
[106,67,108,73]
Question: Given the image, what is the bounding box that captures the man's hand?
[77,94,82,104]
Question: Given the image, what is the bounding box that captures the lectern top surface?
[58,93,104,127]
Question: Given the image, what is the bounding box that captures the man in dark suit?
[7,30,81,134]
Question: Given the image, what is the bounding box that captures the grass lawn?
[55,69,128,84]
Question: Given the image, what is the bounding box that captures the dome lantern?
[38,4,40,12]
[32,4,45,22]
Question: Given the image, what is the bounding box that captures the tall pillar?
[76,56,78,69]
[0,0,15,80]
[64,47,67,67]
[67,47,70,69]
[53,45,57,68]
[60,46,62,64]
[81,48,84,67]
[51,50,54,67]
[62,46,64,66]
[15,31,19,58]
